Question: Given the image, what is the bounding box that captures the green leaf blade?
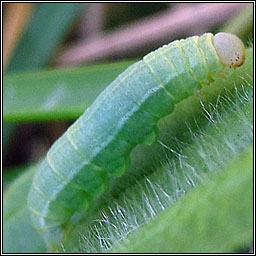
[3,167,47,253]
[7,3,85,72]
[111,147,253,253]
[4,61,134,122]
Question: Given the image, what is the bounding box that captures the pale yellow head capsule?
[213,32,245,68]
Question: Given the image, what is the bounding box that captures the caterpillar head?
[214,32,245,68]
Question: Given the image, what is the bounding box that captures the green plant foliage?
[7,3,85,72]
[3,164,29,191]
[3,167,47,253]
[3,61,134,122]
[4,3,85,156]
[111,147,253,253]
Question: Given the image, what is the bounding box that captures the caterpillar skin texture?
[27,32,245,249]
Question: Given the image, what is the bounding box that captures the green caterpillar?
[27,32,245,250]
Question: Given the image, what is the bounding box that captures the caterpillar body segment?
[27,32,245,250]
